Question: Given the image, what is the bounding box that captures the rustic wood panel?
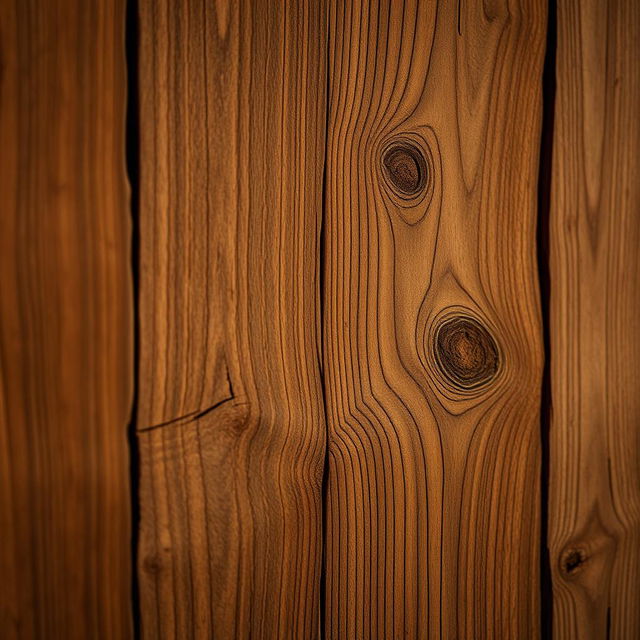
[0,1,132,637]
[323,0,546,637]
[136,0,328,637]
[548,0,640,637]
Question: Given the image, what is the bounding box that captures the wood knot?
[382,143,427,196]
[434,316,499,390]
[560,548,588,577]
[142,554,163,575]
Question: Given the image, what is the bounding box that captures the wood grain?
[135,0,328,637]
[0,1,132,637]
[548,0,640,637]
[322,0,546,637]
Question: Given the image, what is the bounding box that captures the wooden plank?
[323,1,546,637]
[135,1,328,637]
[548,0,640,637]
[0,1,132,637]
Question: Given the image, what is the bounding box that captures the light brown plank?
[323,0,546,637]
[548,1,640,637]
[135,1,328,637]
[0,1,132,637]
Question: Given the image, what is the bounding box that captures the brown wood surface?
[135,1,328,637]
[0,1,132,637]
[322,1,546,637]
[5,0,640,636]
[548,0,640,638]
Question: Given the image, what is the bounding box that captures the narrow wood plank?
[323,1,546,637]
[135,1,327,637]
[0,1,132,637]
[548,1,640,637]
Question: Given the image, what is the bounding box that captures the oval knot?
[434,316,499,390]
[382,144,427,196]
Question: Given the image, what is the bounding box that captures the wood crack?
[137,396,239,433]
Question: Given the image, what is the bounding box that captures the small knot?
[434,316,499,390]
[382,144,427,196]
[142,554,163,575]
[561,548,587,577]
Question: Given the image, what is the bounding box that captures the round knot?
[382,144,427,196]
[434,316,499,390]
[560,548,588,578]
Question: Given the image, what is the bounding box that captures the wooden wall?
[1,0,639,638]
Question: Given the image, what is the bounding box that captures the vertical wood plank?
[549,1,640,637]
[135,1,328,637]
[0,1,132,637]
[323,0,546,637]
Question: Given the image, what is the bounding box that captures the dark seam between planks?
[125,0,141,635]
[318,2,332,637]
[537,0,558,637]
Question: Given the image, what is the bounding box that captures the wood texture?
[135,1,327,637]
[0,1,132,637]
[548,0,640,637]
[323,1,546,637]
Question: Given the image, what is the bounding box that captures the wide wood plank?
[135,1,328,637]
[548,1,640,637]
[323,1,546,637]
[0,1,132,637]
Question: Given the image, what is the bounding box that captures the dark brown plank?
[548,1,640,637]
[135,1,328,637]
[323,0,546,637]
[0,1,132,637]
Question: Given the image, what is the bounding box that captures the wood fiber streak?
[136,1,327,637]
[0,1,132,637]
[323,1,546,637]
[549,1,640,637]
